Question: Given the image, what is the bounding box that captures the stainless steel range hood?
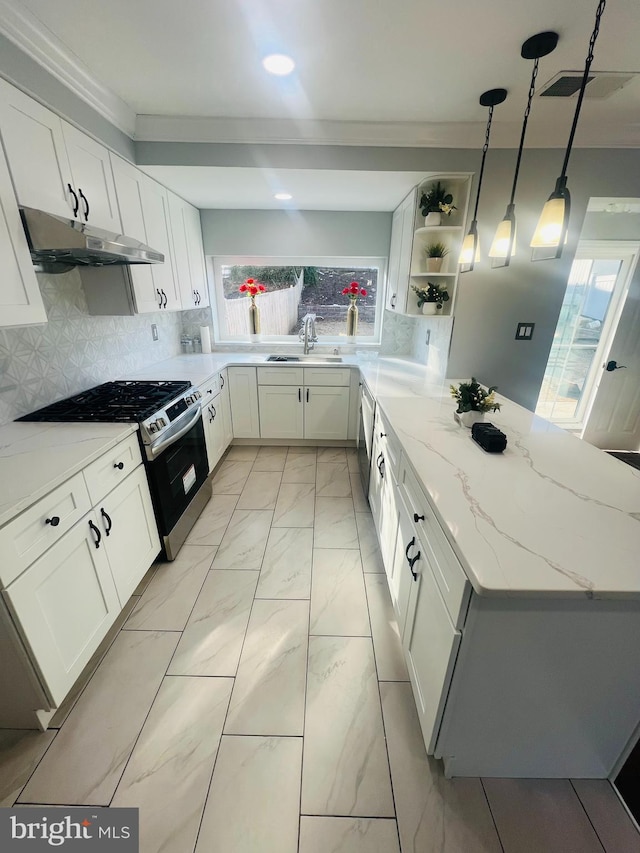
[20,207,164,274]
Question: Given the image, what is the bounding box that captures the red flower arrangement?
[239,278,266,298]
[342,281,367,301]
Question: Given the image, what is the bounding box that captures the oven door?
[144,406,210,554]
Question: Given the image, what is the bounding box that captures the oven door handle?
[147,404,202,459]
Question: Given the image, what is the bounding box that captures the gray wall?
[0,33,134,161]
[200,209,392,258]
[447,148,640,410]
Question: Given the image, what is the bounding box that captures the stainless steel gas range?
[17,380,211,560]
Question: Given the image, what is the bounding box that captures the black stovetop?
[16,380,192,423]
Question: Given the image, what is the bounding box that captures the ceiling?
[1,0,639,210]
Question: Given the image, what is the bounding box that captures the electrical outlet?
[515,322,535,340]
[151,323,159,341]
[425,330,431,346]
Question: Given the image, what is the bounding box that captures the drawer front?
[257,367,304,386]
[198,373,220,403]
[376,410,401,482]
[0,472,92,588]
[303,367,351,387]
[398,456,470,629]
[82,433,142,506]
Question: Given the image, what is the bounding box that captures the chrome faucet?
[299,313,318,354]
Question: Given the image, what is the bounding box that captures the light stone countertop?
[3,352,638,599]
[0,422,137,528]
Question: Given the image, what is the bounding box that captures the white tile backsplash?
[0,269,182,424]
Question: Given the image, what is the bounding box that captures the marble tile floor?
[2,444,640,852]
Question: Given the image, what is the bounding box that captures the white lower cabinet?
[402,540,462,754]
[202,392,227,472]
[2,514,121,707]
[256,367,352,441]
[228,366,260,438]
[96,465,160,604]
[219,369,233,449]
[0,438,160,724]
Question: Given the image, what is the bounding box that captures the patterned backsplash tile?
[0,270,182,425]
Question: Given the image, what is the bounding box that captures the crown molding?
[0,0,135,136]
[135,114,640,150]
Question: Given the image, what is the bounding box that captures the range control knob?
[148,422,158,434]
[156,417,167,429]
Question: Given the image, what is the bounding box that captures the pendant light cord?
[509,57,539,206]
[472,104,495,221]
[560,0,606,179]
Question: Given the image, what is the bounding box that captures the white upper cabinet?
[0,79,121,232]
[167,191,209,310]
[0,77,74,220]
[110,154,180,313]
[0,138,46,327]
[60,120,121,232]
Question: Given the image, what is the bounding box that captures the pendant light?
[489,31,558,268]
[531,0,607,260]
[458,88,507,274]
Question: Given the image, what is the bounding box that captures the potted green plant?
[450,377,501,428]
[425,241,449,272]
[419,182,457,226]
[412,282,450,315]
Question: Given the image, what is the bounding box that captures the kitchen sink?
[266,354,343,363]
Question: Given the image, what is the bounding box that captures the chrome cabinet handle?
[100,507,112,536]
[88,519,101,549]
[78,188,89,221]
[67,183,79,217]
[45,516,60,526]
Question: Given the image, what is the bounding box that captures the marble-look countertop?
[378,390,640,600]
[0,422,137,528]
[3,352,639,599]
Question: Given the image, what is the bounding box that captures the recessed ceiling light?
[262,54,295,76]
[274,192,293,201]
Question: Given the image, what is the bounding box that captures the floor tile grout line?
[298,548,313,853]
[479,778,507,853]
[11,730,61,807]
[569,779,609,852]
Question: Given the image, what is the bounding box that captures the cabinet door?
[259,385,304,439]
[403,544,461,754]
[219,370,233,447]
[61,121,121,232]
[0,78,73,219]
[304,386,350,440]
[388,500,420,633]
[396,192,416,314]
[0,142,47,327]
[2,514,120,706]
[386,204,403,311]
[142,177,181,311]
[167,191,195,308]
[110,155,159,313]
[203,395,226,473]
[185,203,209,308]
[228,367,260,438]
[99,465,160,605]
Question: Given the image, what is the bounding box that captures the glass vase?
[346,300,358,337]
[249,299,260,338]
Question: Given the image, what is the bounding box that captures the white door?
[110,155,159,313]
[259,385,304,439]
[167,191,195,308]
[536,240,640,449]
[61,121,121,232]
[386,204,403,311]
[0,143,47,326]
[3,514,120,706]
[403,542,461,754]
[228,367,260,438]
[98,466,160,605]
[219,371,234,447]
[143,178,181,311]
[388,501,419,633]
[582,247,640,450]
[185,203,209,308]
[0,78,73,219]
[304,386,350,440]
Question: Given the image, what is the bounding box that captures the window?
[210,256,386,344]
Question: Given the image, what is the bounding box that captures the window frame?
[209,255,387,346]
